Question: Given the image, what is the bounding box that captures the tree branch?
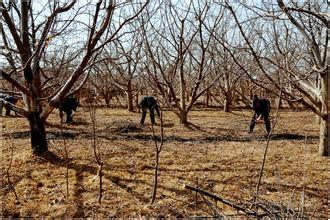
[0,70,31,96]
[0,99,29,117]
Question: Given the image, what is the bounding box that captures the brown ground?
[1,108,328,218]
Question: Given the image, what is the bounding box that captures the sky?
[0,0,327,67]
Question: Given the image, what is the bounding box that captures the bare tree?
[103,33,144,112]
[89,66,121,108]
[275,1,328,156]
[223,1,328,156]
[1,0,149,155]
[149,110,164,204]
[4,138,19,202]
[209,40,245,112]
[89,102,103,203]
[142,1,221,124]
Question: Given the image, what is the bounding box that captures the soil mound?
[105,121,142,133]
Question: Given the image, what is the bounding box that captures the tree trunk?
[179,111,188,124]
[168,87,172,103]
[179,21,186,113]
[223,93,231,112]
[318,117,328,156]
[206,89,210,107]
[127,81,133,112]
[136,92,140,113]
[223,99,230,112]
[318,73,328,156]
[186,87,190,102]
[28,111,48,155]
[105,98,110,108]
[179,74,186,111]
[104,93,111,108]
[151,151,159,204]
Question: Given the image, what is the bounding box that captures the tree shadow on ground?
[184,122,217,136]
[38,150,192,206]
[2,129,318,144]
[45,121,89,131]
[40,151,96,217]
[39,151,150,212]
[2,130,82,139]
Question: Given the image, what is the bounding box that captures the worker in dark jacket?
[0,94,19,116]
[248,95,271,133]
[139,96,160,125]
[59,96,79,123]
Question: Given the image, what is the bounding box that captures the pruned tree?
[103,32,144,112]
[142,1,222,124]
[209,38,245,112]
[149,110,164,204]
[222,1,328,156]
[1,0,149,155]
[275,0,328,156]
[88,65,122,108]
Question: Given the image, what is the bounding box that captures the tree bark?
[136,92,140,113]
[105,96,111,108]
[223,92,231,112]
[318,71,328,156]
[318,73,328,156]
[206,89,210,107]
[28,111,48,155]
[151,151,159,204]
[127,80,133,112]
[179,111,188,124]
[318,117,328,156]
[179,73,186,111]
[223,99,230,112]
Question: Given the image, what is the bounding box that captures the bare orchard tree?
[103,31,144,112]
[1,0,149,155]
[150,110,164,204]
[142,1,222,124]
[40,42,84,99]
[89,65,121,108]
[225,1,328,156]
[276,0,328,156]
[234,76,258,108]
[208,36,245,112]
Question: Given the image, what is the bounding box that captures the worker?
[139,96,160,126]
[248,95,271,133]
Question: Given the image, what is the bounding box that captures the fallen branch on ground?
[184,184,298,217]
[184,184,257,216]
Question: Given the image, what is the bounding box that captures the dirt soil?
[1,108,328,218]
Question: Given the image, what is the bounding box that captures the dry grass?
[1,108,328,217]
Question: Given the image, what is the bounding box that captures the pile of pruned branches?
[184,184,306,218]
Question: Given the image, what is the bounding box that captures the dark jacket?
[139,96,160,116]
[60,97,79,112]
[253,98,270,115]
[0,94,18,104]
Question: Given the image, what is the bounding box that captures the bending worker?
[248,95,271,133]
[139,96,160,126]
[0,94,19,116]
[59,96,79,123]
